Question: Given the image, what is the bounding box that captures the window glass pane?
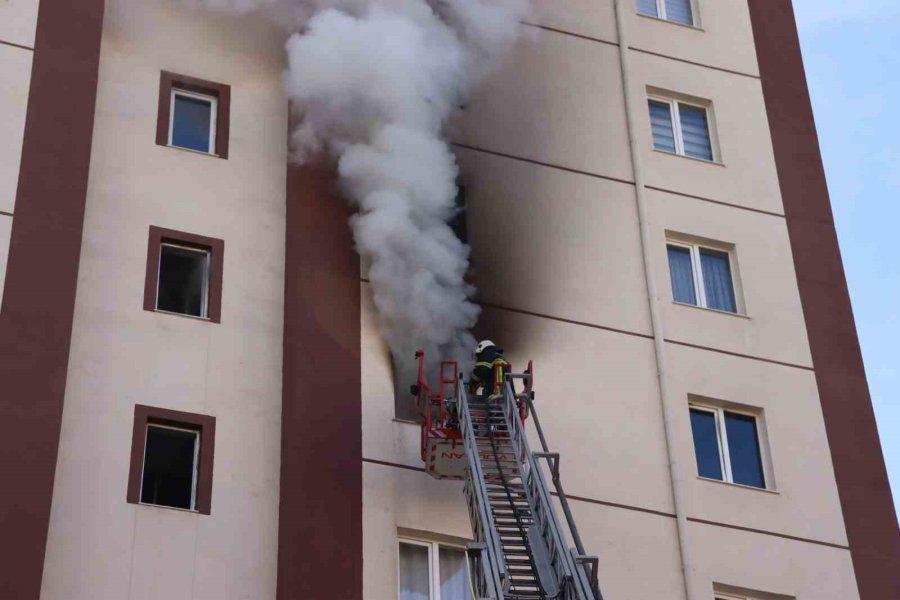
[649,100,677,153]
[678,104,713,160]
[667,245,697,305]
[637,0,659,17]
[439,546,472,599]
[141,426,198,509]
[689,409,723,480]
[172,93,212,153]
[724,412,765,488]
[157,244,209,317]
[665,0,693,25]
[699,248,737,312]
[399,543,430,600]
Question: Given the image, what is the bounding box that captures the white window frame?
[666,240,738,313]
[168,88,218,154]
[397,537,469,600]
[139,423,201,511]
[689,404,766,489]
[638,0,696,26]
[156,242,211,319]
[649,95,712,160]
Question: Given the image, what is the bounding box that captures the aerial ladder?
[413,352,603,600]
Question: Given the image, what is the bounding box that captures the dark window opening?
[394,356,420,422]
[157,243,210,318]
[449,186,468,245]
[141,424,199,510]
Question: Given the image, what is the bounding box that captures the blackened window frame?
[144,225,224,323]
[156,71,231,159]
[127,404,216,515]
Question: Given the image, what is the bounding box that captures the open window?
[127,405,216,514]
[144,226,224,322]
[156,71,230,158]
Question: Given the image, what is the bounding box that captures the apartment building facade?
[0,1,897,599]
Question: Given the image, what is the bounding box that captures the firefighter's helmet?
[475,340,496,356]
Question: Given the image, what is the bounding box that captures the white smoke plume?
[190,0,530,375]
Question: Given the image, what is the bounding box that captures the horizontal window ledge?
[149,308,213,323]
[636,13,704,32]
[393,417,420,427]
[137,501,201,514]
[697,476,779,495]
[165,144,221,159]
[652,148,725,167]
[671,301,749,319]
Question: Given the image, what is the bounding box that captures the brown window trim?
[156,70,230,159]
[143,225,224,323]
[127,404,216,515]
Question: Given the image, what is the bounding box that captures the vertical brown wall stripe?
[278,162,363,599]
[748,2,900,598]
[0,1,105,598]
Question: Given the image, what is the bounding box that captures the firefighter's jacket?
[469,347,510,399]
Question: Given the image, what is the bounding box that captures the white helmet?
[475,340,496,355]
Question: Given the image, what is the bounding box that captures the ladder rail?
[459,385,507,599]
[500,380,597,600]
[520,389,602,599]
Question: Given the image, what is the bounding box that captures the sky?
[792,0,900,517]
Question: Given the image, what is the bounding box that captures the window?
[156,71,230,158]
[170,89,217,153]
[648,97,713,161]
[689,405,766,489]
[143,226,224,322]
[127,405,216,514]
[141,424,199,510]
[666,241,738,313]
[158,243,210,317]
[637,0,694,26]
[399,539,472,600]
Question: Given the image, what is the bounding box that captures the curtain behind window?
[439,547,472,599]
[649,100,676,153]
[665,0,693,25]
[667,245,697,305]
[399,543,430,600]
[637,0,658,17]
[678,104,713,160]
[699,249,736,312]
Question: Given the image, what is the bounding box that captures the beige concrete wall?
[0,214,10,310]
[668,344,846,545]
[649,189,813,367]
[0,0,40,49]
[0,3,36,308]
[40,2,287,599]
[456,26,632,183]
[691,521,859,599]
[361,1,858,598]
[0,43,31,216]
[628,0,760,77]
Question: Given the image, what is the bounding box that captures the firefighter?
[468,340,510,402]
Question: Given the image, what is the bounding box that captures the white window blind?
[665,0,693,25]
[648,97,715,161]
[637,0,658,17]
